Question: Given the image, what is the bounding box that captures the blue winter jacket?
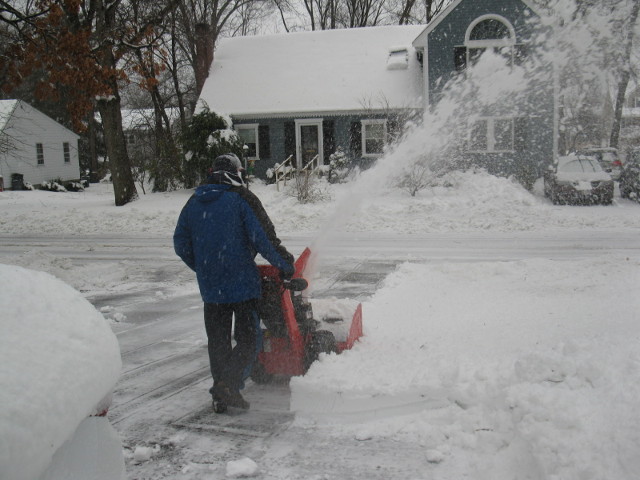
[173,184,295,304]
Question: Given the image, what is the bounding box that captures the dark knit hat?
[213,153,242,173]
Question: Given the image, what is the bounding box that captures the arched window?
[454,15,524,72]
[468,18,512,42]
[465,15,516,66]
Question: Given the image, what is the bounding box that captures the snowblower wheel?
[304,330,337,372]
[250,361,274,384]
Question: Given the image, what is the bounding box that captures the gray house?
[197,0,553,181]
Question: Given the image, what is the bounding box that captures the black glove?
[279,267,294,281]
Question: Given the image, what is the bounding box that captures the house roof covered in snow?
[197,25,425,118]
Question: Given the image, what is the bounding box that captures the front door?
[295,119,323,169]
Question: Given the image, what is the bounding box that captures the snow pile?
[0,264,122,480]
[226,457,259,478]
[42,417,125,480]
[291,257,640,479]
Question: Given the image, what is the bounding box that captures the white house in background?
[0,99,80,189]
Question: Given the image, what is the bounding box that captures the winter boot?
[213,381,250,410]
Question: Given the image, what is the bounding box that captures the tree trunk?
[88,116,100,183]
[97,97,138,206]
[194,23,214,98]
[610,70,630,149]
[609,0,639,149]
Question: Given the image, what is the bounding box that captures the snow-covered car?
[619,149,640,201]
[576,147,622,180]
[0,264,125,480]
[543,154,614,205]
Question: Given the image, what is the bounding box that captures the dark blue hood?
[194,184,231,203]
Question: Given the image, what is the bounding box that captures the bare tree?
[539,0,640,152]
[175,0,261,98]
[608,0,639,148]
[392,0,449,25]
[0,0,179,205]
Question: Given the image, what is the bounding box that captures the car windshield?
[558,159,601,173]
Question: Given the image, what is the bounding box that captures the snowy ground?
[1,170,640,479]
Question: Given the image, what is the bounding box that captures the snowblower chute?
[251,247,363,383]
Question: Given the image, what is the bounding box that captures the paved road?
[2,232,639,478]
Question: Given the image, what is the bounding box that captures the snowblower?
[250,247,363,384]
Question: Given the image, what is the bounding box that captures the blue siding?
[428,0,537,103]
[424,0,554,179]
[231,114,395,179]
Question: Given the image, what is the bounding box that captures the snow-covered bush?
[40,179,67,192]
[66,182,85,192]
[286,173,331,204]
[326,148,352,183]
[396,161,433,197]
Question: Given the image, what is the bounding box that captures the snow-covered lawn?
[1,168,640,479]
[1,171,640,236]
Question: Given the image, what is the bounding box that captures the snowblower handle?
[283,277,308,292]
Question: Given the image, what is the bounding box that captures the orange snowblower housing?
[252,247,363,382]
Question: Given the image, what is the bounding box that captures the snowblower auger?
[251,247,363,384]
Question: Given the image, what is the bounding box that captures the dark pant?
[204,300,260,393]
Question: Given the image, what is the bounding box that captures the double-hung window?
[361,119,387,157]
[36,143,44,165]
[469,117,515,153]
[236,124,259,160]
[63,142,70,163]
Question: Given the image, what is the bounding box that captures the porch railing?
[275,154,322,191]
[274,155,295,191]
[301,154,320,175]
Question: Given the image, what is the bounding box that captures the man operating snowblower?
[173,153,295,411]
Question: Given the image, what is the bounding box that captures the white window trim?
[361,119,388,158]
[467,117,515,153]
[295,118,323,169]
[236,123,260,161]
